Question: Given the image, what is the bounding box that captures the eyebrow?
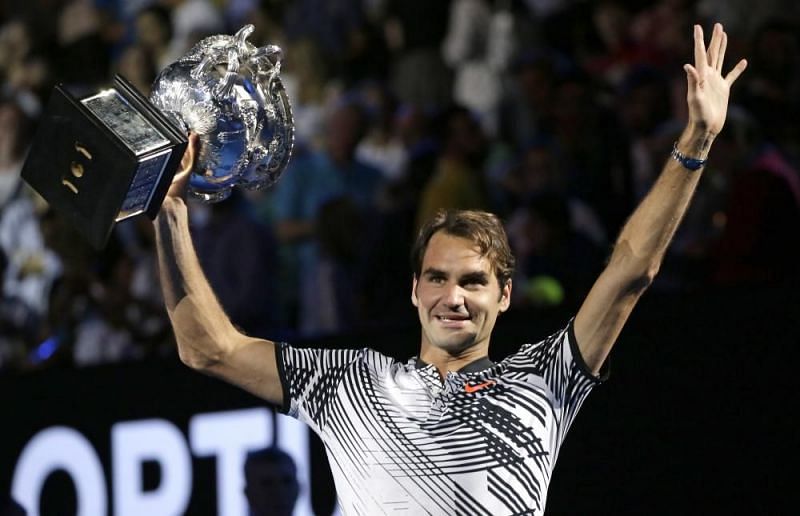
[421,268,489,284]
[421,268,447,278]
[460,271,489,284]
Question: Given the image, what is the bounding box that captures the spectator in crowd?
[354,81,408,182]
[506,192,605,308]
[283,0,372,83]
[133,3,174,73]
[190,192,279,338]
[416,104,490,228]
[54,0,111,88]
[710,140,800,285]
[498,50,561,152]
[160,0,225,66]
[272,98,386,335]
[442,0,516,135]
[0,19,52,103]
[0,97,60,369]
[384,0,452,107]
[243,447,299,516]
[280,38,330,150]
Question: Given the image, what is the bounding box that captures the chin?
[434,334,479,355]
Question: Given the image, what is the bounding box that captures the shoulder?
[502,321,574,367]
[280,343,396,371]
[501,320,607,383]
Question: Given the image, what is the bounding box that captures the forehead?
[422,232,493,275]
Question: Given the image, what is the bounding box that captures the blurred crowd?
[1,0,799,373]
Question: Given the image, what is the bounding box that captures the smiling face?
[412,231,512,359]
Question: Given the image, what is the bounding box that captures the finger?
[708,23,722,70]
[684,63,700,88]
[693,25,707,71]
[179,133,199,175]
[716,31,728,72]
[725,58,748,85]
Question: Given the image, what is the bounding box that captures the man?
[243,447,299,516]
[154,24,746,514]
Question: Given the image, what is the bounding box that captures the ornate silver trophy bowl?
[151,25,294,202]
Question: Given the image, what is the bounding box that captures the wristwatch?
[670,142,707,171]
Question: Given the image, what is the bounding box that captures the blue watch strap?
[671,142,706,171]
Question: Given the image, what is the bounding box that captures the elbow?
[174,334,226,372]
[627,271,655,295]
[608,240,660,295]
[169,297,233,372]
[177,344,212,371]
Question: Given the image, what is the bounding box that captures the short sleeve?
[507,319,608,441]
[275,343,366,429]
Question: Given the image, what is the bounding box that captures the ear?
[499,279,512,313]
[411,275,419,307]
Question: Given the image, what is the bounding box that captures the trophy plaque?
[21,25,294,248]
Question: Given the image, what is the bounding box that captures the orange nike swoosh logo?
[464,380,496,393]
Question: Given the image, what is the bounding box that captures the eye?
[460,274,488,289]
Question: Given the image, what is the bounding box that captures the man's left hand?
[684,23,748,138]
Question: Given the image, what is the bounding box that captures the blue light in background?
[31,336,60,362]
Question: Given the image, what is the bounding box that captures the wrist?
[162,195,187,209]
[155,196,189,224]
[678,124,716,160]
[670,142,707,171]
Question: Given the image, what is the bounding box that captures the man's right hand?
[166,132,200,200]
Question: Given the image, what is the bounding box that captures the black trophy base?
[21,75,187,249]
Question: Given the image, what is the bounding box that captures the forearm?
[154,197,240,369]
[575,22,745,372]
[575,126,714,371]
[614,125,714,280]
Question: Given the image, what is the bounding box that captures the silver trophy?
[151,24,294,202]
[21,25,294,247]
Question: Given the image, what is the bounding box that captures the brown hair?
[411,209,515,288]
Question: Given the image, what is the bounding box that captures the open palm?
[685,23,747,136]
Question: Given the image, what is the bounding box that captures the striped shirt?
[277,320,604,515]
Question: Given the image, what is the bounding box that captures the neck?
[418,342,490,380]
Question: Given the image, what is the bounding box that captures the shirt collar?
[413,356,495,374]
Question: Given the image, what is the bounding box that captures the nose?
[442,282,465,308]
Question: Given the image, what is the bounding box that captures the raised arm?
[154,134,283,405]
[574,23,748,374]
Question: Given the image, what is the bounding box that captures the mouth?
[435,314,471,327]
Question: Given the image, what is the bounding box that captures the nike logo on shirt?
[464,380,496,393]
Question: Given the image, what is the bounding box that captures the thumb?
[684,64,700,89]
[167,133,200,199]
[178,133,200,175]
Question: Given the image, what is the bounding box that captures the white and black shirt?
[277,320,605,515]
